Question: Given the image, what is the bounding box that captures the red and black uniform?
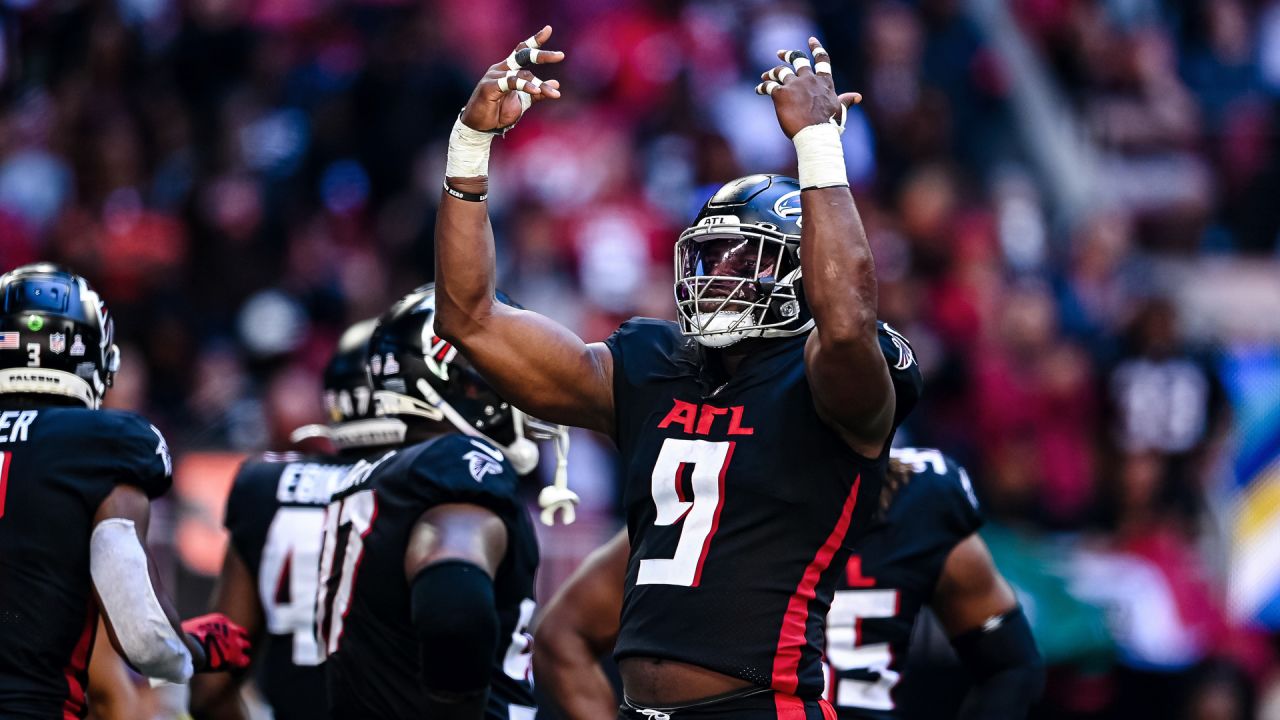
[824,449,982,719]
[608,319,919,718]
[316,434,538,720]
[0,407,171,720]
[223,453,367,720]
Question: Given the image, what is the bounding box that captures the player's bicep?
[93,483,151,535]
[803,328,895,455]
[448,305,615,434]
[931,534,1018,638]
[403,503,510,581]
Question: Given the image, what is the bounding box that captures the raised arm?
[532,530,628,720]
[435,26,614,435]
[758,39,895,456]
[932,534,1044,720]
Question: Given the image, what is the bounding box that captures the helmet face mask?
[368,284,566,475]
[673,175,812,347]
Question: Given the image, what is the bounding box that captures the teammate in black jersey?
[436,27,910,718]
[534,449,1044,720]
[316,285,562,720]
[189,319,407,720]
[0,264,251,720]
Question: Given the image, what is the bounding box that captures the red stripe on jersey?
[674,463,689,504]
[0,451,11,519]
[771,475,861,695]
[819,698,838,720]
[61,603,97,719]
[773,692,808,719]
[690,441,734,587]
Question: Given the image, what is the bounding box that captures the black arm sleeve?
[409,560,501,720]
[951,607,1045,720]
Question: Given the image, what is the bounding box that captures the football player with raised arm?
[534,449,1044,720]
[435,27,914,718]
[0,264,251,720]
[315,285,566,720]
[189,319,407,720]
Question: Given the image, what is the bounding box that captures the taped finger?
[524,34,541,49]
[810,37,832,75]
[497,70,518,92]
[784,50,812,73]
[755,81,780,96]
[767,66,795,83]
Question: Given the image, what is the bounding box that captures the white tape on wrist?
[446,116,495,179]
[90,519,194,684]
[793,123,847,190]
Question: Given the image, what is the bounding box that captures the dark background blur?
[4,0,1280,718]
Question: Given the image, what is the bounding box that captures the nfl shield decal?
[49,333,66,354]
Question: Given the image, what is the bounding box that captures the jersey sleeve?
[104,411,174,499]
[877,322,923,428]
[604,318,687,446]
[407,435,524,523]
[931,457,984,540]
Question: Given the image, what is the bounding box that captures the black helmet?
[675,174,809,348]
[292,319,407,451]
[368,284,562,474]
[0,263,120,408]
[324,319,379,425]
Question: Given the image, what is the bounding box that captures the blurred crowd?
[4,0,1280,718]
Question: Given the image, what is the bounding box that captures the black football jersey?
[223,452,366,720]
[0,406,171,720]
[316,434,539,720]
[608,319,914,700]
[823,448,982,719]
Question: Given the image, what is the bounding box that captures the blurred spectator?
[1105,297,1229,528]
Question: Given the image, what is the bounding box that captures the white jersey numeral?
[636,439,733,588]
[259,507,326,666]
[502,598,537,681]
[889,447,946,474]
[824,588,901,711]
[315,489,377,657]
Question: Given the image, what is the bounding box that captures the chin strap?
[537,428,578,526]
